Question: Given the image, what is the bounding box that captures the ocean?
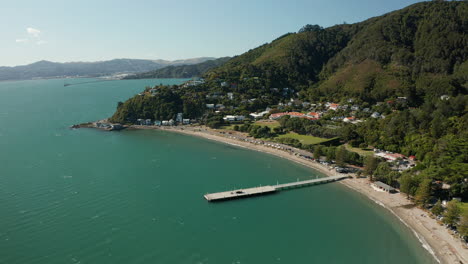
[0,78,436,263]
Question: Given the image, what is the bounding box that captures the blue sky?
[1,0,424,66]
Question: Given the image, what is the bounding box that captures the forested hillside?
[110,1,468,203]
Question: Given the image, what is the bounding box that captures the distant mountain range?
[124,57,231,79]
[0,57,216,81]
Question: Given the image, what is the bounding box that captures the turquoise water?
[0,78,437,263]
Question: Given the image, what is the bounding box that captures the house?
[168,119,175,126]
[145,119,152,126]
[176,113,183,123]
[206,104,215,109]
[288,112,305,118]
[269,112,288,120]
[154,120,162,126]
[250,110,270,119]
[351,105,360,111]
[371,112,381,118]
[182,119,190,125]
[221,81,228,87]
[363,108,371,113]
[409,155,416,161]
[136,118,144,125]
[223,115,245,122]
[302,102,311,108]
[162,120,169,126]
[215,104,225,110]
[343,116,356,123]
[328,103,340,111]
[306,112,321,119]
[372,181,396,193]
[227,92,234,100]
[375,152,406,161]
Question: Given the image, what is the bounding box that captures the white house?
[223,115,245,122]
[250,110,270,119]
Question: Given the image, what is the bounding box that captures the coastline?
[143,125,466,264]
[82,123,467,263]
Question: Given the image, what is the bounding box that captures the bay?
[0,78,436,263]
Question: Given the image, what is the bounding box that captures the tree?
[335,146,347,167]
[431,199,444,216]
[459,210,468,238]
[443,200,461,226]
[313,145,323,160]
[298,24,323,33]
[364,156,379,179]
[414,179,432,207]
[399,173,416,198]
[373,162,392,183]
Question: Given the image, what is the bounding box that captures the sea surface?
[0,78,437,264]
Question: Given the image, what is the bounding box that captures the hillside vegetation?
[111,1,468,205]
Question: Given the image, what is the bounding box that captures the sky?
[1,0,425,67]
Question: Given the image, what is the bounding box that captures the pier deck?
[204,186,277,201]
[204,175,348,202]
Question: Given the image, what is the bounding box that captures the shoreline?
[84,123,467,263]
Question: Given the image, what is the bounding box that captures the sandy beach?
[136,124,467,264]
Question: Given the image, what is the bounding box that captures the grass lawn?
[460,202,468,214]
[276,132,330,145]
[254,120,280,129]
[344,144,374,156]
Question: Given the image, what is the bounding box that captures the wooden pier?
[204,175,348,202]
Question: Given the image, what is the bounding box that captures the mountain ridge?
[0,57,217,81]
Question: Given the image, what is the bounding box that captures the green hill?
[110,1,468,203]
[206,1,467,103]
[124,57,231,79]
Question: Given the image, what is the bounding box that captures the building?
[182,119,190,125]
[306,112,321,119]
[328,103,340,111]
[176,113,183,123]
[145,119,152,126]
[343,116,356,123]
[223,115,245,122]
[154,120,162,126]
[440,95,450,100]
[372,181,396,193]
[269,112,288,120]
[371,112,381,118]
[375,152,406,161]
[206,104,215,109]
[227,92,234,100]
[250,110,270,119]
[288,112,305,118]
